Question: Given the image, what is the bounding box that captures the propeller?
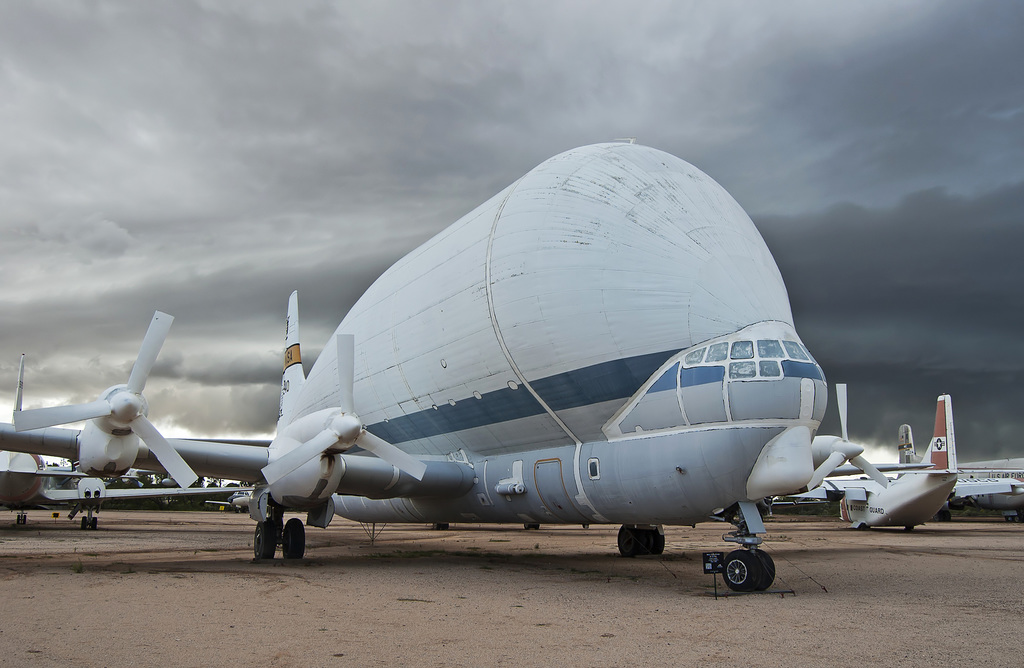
[13,312,199,489]
[261,334,427,485]
[807,384,889,490]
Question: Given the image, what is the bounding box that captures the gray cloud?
[759,181,1024,458]
[0,1,1021,455]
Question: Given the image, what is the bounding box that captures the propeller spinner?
[13,312,199,488]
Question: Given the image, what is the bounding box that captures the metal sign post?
[703,551,725,599]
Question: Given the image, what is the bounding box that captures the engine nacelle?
[78,421,141,476]
[268,452,345,509]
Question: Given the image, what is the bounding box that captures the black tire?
[81,517,88,530]
[254,521,278,560]
[523,523,540,530]
[723,549,762,592]
[90,517,98,530]
[754,550,776,590]
[433,523,450,531]
[617,526,640,557]
[282,518,305,559]
[936,509,952,522]
[650,530,666,555]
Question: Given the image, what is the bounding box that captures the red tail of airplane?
[926,394,957,473]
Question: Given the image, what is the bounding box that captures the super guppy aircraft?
[3,142,827,591]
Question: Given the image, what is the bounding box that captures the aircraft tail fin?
[924,394,957,473]
[898,424,916,464]
[277,291,305,430]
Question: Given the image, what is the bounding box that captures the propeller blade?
[337,334,355,415]
[15,354,25,412]
[836,383,849,442]
[13,399,112,432]
[261,429,341,486]
[357,431,427,481]
[850,454,890,488]
[807,450,848,490]
[127,311,174,394]
[133,415,198,488]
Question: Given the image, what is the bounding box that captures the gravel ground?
[0,510,1020,667]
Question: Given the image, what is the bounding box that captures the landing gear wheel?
[90,517,98,530]
[936,509,952,522]
[754,550,776,590]
[723,549,762,592]
[433,523,450,531]
[282,518,305,560]
[81,517,88,530]
[650,530,666,556]
[523,523,540,530]
[617,526,642,557]
[903,525,915,532]
[254,521,278,560]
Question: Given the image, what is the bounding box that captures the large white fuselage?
[277,144,826,526]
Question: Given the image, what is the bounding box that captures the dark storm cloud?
[0,1,1020,452]
[759,180,1024,458]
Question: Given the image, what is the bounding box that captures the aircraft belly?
[333,425,786,526]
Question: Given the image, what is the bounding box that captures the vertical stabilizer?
[926,394,957,473]
[898,424,916,464]
[278,291,305,429]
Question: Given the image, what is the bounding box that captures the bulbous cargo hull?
[298,143,814,460]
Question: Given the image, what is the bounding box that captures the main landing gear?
[616,525,666,557]
[253,504,305,560]
[719,501,776,592]
[68,504,99,530]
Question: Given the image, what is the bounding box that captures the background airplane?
[205,490,252,513]
[1,142,830,592]
[0,450,245,529]
[895,420,1024,522]
[796,394,959,530]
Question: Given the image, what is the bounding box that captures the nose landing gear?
[720,501,776,592]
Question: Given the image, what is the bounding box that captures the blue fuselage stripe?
[366,349,679,444]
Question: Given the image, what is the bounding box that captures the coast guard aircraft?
[1,143,830,591]
[799,393,960,530]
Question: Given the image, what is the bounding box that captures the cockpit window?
[684,348,706,365]
[729,361,757,379]
[757,340,785,358]
[782,341,809,360]
[730,341,754,360]
[706,342,729,362]
[759,361,781,377]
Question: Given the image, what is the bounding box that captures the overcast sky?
[1,1,1022,460]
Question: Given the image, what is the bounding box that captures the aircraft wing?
[40,485,254,503]
[831,462,932,476]
[0,423,269,483]
[953,478,1024,497]
[788,479,878,502]
[0,423,79,460]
